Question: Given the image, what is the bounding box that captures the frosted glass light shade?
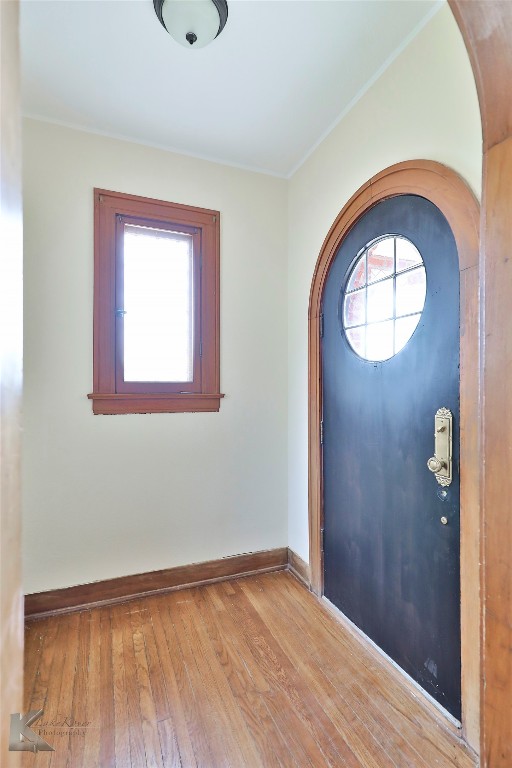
[160,0,226,49]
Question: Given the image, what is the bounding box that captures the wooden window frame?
[88,189,222,414]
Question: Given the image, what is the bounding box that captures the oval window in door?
[342,235,426,361]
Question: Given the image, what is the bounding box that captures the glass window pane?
[346,254,366,292]
[367,277,393,322]
[395,314,421,353]
[342,235,426,362]
[344,289,365,328]
[123,224,193,382]
[396,237,422,272]
[346,326,365,357]
[396,267,426,317]
[366,320,394,361]
[367,237,394,284]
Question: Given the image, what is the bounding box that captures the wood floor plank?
[138,601,184,764]
[250,574,433,768]
[117,603,147,767]
[243,576,415,768]
[257,577,426,752]
[129,601,164,768]
[56,613,81,768]
[224,578,370,768]
[169,589,245,766]
[217,579,343,767]
[25,617,59,713]
[187,586,267,767]
[46,612,80,768]
[205,582,307,768]
[67,611,91,768]
[276,572,476,768]
[99,607,116,768]
[21,618,59,768]
[138,602,171,723]
[210,580,321,768]
[151,594,209,766]
[146,596,197,767]
[22,618,46,709]
[287,573,476,768]
[288,581,450,768]
[199,583,290,768]
[81,609,101,768]
[23,571,477,768]
[111,603,133,768]
[157,718,182,768]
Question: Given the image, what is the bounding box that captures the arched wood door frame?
[449,3,512,765]
[308,160,480,748]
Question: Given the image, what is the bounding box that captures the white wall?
[23,120,288,593]
[23,5,482,592]
[287,5,482,562]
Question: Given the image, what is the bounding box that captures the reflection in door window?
[342,235,426,361]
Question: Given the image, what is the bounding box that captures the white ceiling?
[20,0,441,177]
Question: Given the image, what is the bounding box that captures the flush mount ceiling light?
[153,0,228,49]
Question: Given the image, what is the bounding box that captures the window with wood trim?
[89,189,222,414]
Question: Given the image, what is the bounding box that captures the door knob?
[427,456,445,473]
[427,408,453,487]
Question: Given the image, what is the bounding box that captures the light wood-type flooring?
[22,571,476,767]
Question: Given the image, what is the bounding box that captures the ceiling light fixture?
[153,0,228,49]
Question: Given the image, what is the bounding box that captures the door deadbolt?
[427,407,452,487]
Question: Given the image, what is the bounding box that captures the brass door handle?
[427,456,445,473]
[427,408,452,487]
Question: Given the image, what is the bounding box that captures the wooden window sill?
[87,392,225,415]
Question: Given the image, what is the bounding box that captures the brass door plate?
[427,407,452,487]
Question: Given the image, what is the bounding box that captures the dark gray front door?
[322,194,461,718]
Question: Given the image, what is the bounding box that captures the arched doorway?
[308,160,480,747]
[448,4,512,765]
[307,4,512,762]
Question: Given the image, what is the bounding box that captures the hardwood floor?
[22,571,476,767]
